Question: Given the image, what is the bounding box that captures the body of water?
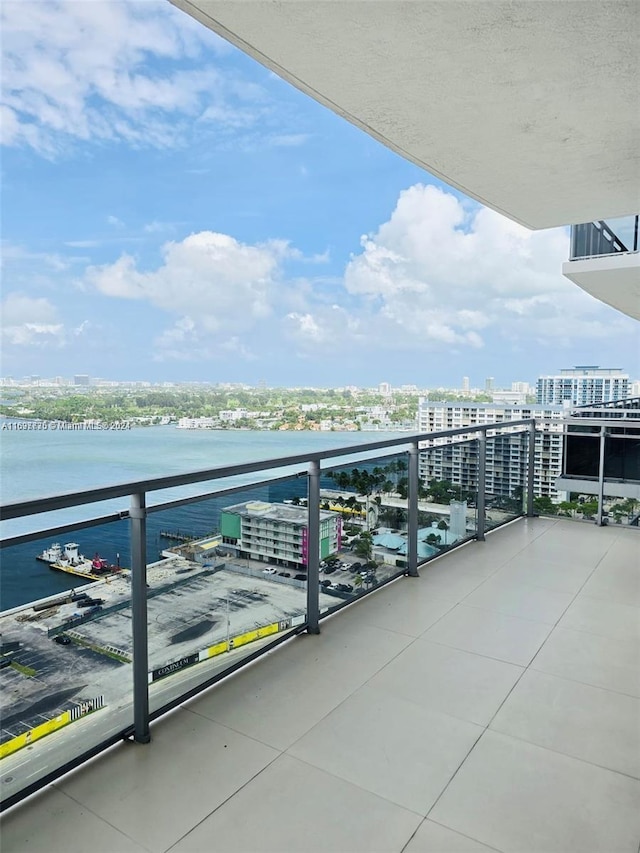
[0,423,407,609]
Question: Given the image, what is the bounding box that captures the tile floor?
[1,518,639,853]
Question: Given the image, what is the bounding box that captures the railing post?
[307,460,320,634]
[130,492,150,743]
[596,426,607,526]
[476,432,486,541]
[407,443,419,577]
[527,420,536,517]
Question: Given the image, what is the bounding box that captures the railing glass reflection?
[0,519,131,806]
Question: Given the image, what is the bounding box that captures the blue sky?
[2,0,638,388]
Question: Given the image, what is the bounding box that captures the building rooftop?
[2,517,638,852]
[223,500,336,525]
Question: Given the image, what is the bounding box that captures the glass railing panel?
[0,517,132,806]
[603,495,640,527]
[570,215,638,259]
[319,452,409,613]
[417,439,478,564]
[484,434,527,531]
[146,475,308,715]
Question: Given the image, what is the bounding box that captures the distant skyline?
[2,1,638,387]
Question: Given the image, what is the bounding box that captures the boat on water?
[38,542,123,580]
[36,542,69,564]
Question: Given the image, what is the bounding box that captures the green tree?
[533,495,557,515]
[353,532,373,560]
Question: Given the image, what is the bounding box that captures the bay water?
[0,422,405,609]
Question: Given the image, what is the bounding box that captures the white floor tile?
[462,573,574,624]
[345,583,456,636]
[185,622,412,749]
[0,787,148,853]
[404,819,501,852]
[532,626,640,697]
[430,730,640,853]
[580,559,640,608]
[57,708,278,853]
[490,668,640,777]
[288,684,483,815]
[491,551,597,593]
[170,754,422,853]
[422,604,552,665]
[558,595,640,642]
[368,637,523,726]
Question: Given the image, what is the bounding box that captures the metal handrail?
[0,420,535,521]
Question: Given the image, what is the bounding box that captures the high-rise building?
[73,375,91,386]
[378,382,391,396]
[536,366,629,406]
[462,376,470,396]
[485,377,494,393]
[417,400,565,501]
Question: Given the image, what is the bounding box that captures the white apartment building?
[176,417,216,429]
[536,366,629,406]
[417,400,565,502]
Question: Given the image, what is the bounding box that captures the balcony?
[562,216,640,320]
[1,422,639,851]
[1,516,639,852]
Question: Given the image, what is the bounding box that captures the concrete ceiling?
[171,0,639,230]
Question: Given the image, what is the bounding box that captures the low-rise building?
[220,501,341,569]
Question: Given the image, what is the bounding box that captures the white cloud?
[341,184,634,353]
[77,185,638,367]
[0,0,267,155]
[107,215,124,229]
[143,221,174,234]
[85,230,297,360]
[0,293,65,346]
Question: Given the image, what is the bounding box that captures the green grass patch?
[10,662,37,677]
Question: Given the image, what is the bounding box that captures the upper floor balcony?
[1,421,638,852]
[562,216,640,320]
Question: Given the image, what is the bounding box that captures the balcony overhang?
[556,476,640,500]
[562,253,640,320]
[171,0,639,230]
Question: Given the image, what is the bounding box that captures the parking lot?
[0,544,404,754]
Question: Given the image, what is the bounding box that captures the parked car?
[53,635,71,645]
[336,583,353,593]
[263,567,277,575]
[320,579,332,587]
[324,566,336,574]
[294,573,306,581]
[278,571,290,577]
